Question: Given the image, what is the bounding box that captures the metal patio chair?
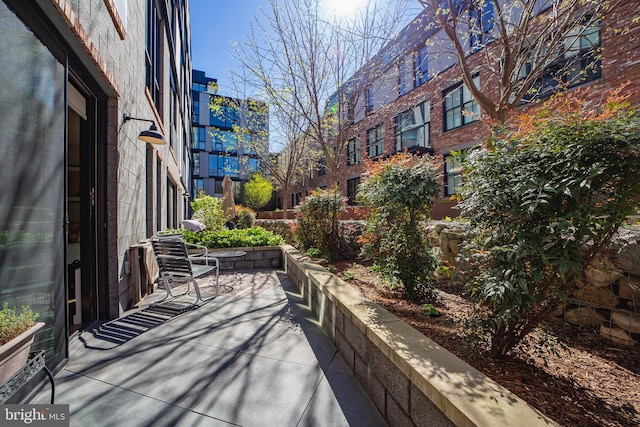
[150,234,220,306]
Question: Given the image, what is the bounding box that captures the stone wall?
[564,228,640,346]
[427,222,640,346]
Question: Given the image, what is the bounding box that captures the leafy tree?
[243,173,273,211]
[358,153,441,300]
[459,88,640,358]
[190,191,227,232]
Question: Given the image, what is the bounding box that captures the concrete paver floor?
[33,270,387,427]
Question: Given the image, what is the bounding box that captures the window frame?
[366,124,384,158]
[347,136,360,166]
[443,75,480,132]
[414,45,429,87]
[444,153,464,196]
[395,101,430,152]
[347,177,360,206]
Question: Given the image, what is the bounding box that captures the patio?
[32,269,386,427]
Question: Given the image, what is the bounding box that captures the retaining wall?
[281,244,558,427]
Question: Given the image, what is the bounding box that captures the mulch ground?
[331,260,640,427]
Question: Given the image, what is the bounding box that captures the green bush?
[358,153,440,300]
[233,205,256,229]
[176,226,284,248]
[459,89,640,358]
[242,173,273,211]
[295,188,349,260]
[190,191,226,231]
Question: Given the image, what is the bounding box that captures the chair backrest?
[150,235,193,278]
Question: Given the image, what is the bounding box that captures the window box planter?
[0,322,45,385]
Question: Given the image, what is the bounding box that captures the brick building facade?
[288,2,640,219]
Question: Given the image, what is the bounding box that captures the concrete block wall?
[208,247,283,271]
[281,245,558,427]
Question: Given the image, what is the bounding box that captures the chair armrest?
[185,242,210,264]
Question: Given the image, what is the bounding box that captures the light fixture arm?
[123,114,156,127]
[122,113,166,145]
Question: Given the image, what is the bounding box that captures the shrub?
[243,173,273,211]
[233,205,256,229]
[256,219,295,244]
[176,226,284,248]
[358,153,440,300]
[190,191,226,231]
[459,88,640,358]
[295,187,350,260]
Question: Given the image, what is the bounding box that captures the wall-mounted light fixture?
[123,114,166,145]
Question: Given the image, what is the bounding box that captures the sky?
[189,0,418,97]
[190,0,269,93]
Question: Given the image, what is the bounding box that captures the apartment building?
[290,1,640,218]
[191,70,268,203]
[0,0,192,377]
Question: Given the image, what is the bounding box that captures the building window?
[192,126,205,149]
[444,154,463,196]
[398,60,409,96]
[347,177,360,205]
[212,129,238,153]
[443,75,480,131]
[469,0,494,52]
[193,178,203,198]
[414,45,429,87]
[210,101,240,129]
[209,155,239,178]
[365,87,374,115]
[248,157,261,173]
[347,137,360,166]
[366,124,384,158]
[318,156,327,176]
[523,20,601,101]
[193,98,199,124]
[214,178,223,194]
[192,152,200,175]
[395,101,430,152]
[145,0,162,114]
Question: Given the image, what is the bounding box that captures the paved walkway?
[33,270,387,427]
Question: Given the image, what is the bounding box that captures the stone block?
[343,317,370,359]
[335,329,354,371]
[386,393,413,427]
[573,285,619,308]
[410,383,455,427]
[372,347,410,413]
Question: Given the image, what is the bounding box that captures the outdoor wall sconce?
[123,114,166,145]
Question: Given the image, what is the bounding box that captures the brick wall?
[289,2,640,217]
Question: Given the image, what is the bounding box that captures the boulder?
[617,275,640,300]
[610,227,640,276]
[565,307,607,327]
[599,324,637,346]
[611,311,640,334]
[573,285,619,308]
[584,255,623,287]
[552,302,567,317]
